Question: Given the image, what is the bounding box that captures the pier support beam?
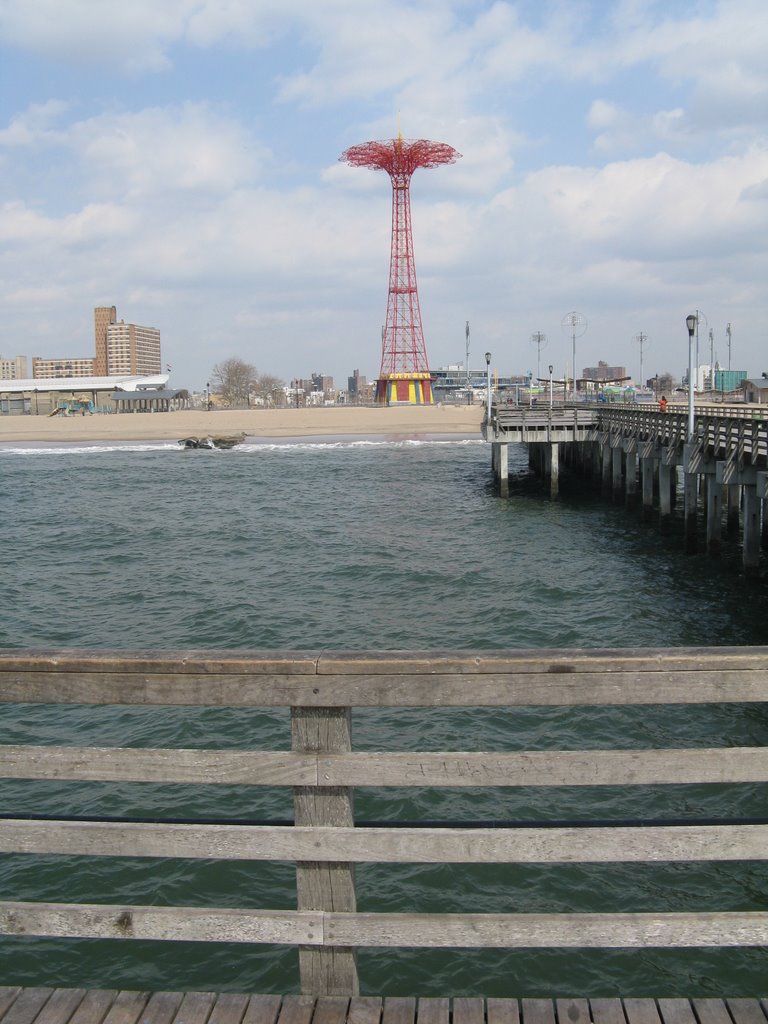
[742,484,761,578]
[546,442,559,499]
[601,441,612,499]
[498,442,509,497]
[683,444,699,554]
[659,461,672,534]
[611,444,623,503]
[625,448,638,508]
[706,472,722,557]
[640,446,655,523]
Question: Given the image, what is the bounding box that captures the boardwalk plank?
[33,990,87,1024]
[241,997,282,1024]
[657,999,697,1024]
[68,991,120,1024]
[0,990,54,1024]
[0,992,22,1022]
[137,994,184,1024]
[169,993,215,1024]
[589,999,625,1024]
[728,1000,768,1024]
[487,999,520,1024]
[381,998,416,1024]
[274,997,316,1024]
[692,1001,732,1024]
[101,992,151,1024]
[346,1000,381,1024]
[414,999,447,1024]
[208,995,250,1024]
[522,999,555,1024]
[453,998,484,1024]
[623,1000,662,1024]
[312,999,350,1024]
[556,1000,590,1024]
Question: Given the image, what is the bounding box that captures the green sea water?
[0,435,766,995]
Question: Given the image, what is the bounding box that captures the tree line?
[210,358,285,407]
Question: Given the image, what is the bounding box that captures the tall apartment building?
[32,356,95,379]
[0,355,28,379]
[94,306,161,376]
[583,360,628,381]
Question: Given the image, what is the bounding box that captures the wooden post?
[625,449,638,508]
[498,442,509,497]
[611,445,623,503]
[726,484,741,537]
[706,472,722,557]
[292,706,358,995]
[742,484,761,579]
[601,441,611,498]
[659,461,672,534]
[641,457,654,522]
[549,442,559,499]
[683,444,698,554]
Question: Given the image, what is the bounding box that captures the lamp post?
[549,364,554,411]
[206,381,210,410]
[686,314,697,439]
[485,351,492,422]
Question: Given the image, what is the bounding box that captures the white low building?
[0,373,173,415]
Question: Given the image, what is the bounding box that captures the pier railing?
[1,648,768,995]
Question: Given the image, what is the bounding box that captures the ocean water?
[0,435,766,995]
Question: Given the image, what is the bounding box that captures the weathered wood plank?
[312,998,350,1024]
[555,1000,590,1024]
[100,990,150,1024]
[381,999,416,1024]
[521,999,555,1024]
[241,996,282,1024]
[414,999,448,1024]
[324,911,768,948]
[138,993,184,1024]
[170,992,217,1024]
[691,1001,732,1024]
[0,989,54,1024]
[0,991,22,1021]
[31,990,87,1024]
[728,999,768,1024]
[589,999,626,1024]
[656,999,696,1024]
[208,994,250,1024]
[345,999,382,1024]
[487,1000,519,1024]
[4,821,766,865]
[0,902,321,945]
[623,1001,661,1024]
[5,746,767,788]
[292,708,357,997]
[0,746,315,786]
[274,997,316,1024]
[452,999,484,1024]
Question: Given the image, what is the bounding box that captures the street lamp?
[549,364,554,411]
[485,351,492,422]
[686,314,697,439]
[206,381,210,410]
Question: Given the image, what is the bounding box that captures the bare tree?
[211,358,259,407]
[252,373,286,405]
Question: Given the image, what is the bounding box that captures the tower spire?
[341,136,461,404]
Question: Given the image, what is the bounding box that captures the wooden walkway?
[1,992,767,1024]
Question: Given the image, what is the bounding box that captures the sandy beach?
[0,404,485,444]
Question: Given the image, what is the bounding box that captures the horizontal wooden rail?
[2,744,768,786]
[1,647,768,706]
[2,820,767,863]
[2,902,768,949]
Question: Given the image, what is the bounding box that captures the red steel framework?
[341,136,461,404]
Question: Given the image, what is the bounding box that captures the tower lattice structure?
[341,136,460,404]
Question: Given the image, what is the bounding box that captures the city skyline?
[1,0,766,389]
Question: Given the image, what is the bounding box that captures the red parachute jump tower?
[341,135,461,404]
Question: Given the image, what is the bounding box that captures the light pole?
[485,351,492,422]
[686,314,697,439]
[206,381,210,410]
[549,364,554,411]
[465,321,470,404]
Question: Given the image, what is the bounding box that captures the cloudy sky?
[1,0,766,390]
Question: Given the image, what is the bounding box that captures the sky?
[1,0,766,391]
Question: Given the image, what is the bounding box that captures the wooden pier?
[1,648,767,999]
[2,991,767,1024]
[483,402,768,572]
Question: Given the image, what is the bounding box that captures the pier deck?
[3,991,766,1024]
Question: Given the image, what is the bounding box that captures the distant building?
[714,369,747,393]
[0,373,173,416]
[0,355,27,379]
[94,305,161,376]
[32,356,95,379]
[347,369,369,402]
[583,360,627,381]
[743,378,768,404]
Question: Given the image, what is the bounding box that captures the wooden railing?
[1,648,768,996]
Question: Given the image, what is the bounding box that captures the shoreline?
[0,405,485,444]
